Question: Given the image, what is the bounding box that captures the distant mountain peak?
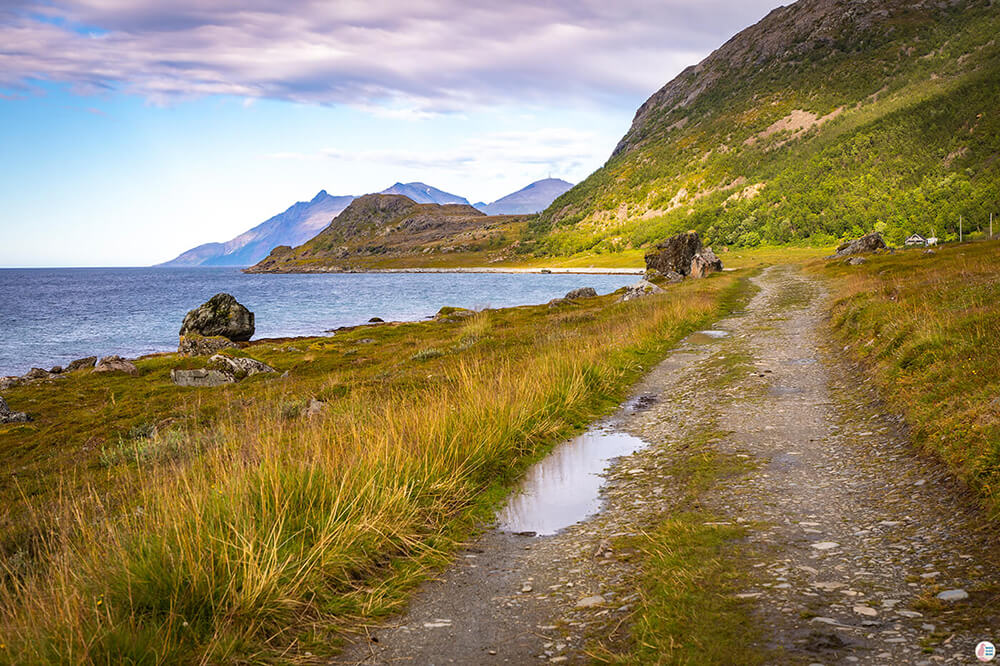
[479,178,574,216]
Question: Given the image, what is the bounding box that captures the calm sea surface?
[0,268,636,376]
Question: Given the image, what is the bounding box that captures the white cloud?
[1,1,783,111]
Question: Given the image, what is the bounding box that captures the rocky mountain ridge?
[245,194,524,273]
[531,0,998,254]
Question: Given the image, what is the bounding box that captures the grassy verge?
[818,240,1000,516]
[592,431,768,665]
[0,271,750,663]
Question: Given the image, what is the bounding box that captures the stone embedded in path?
[853,605,878,617]
[935,589,968,602]
[575,595,605,608]
[811,541,840,550]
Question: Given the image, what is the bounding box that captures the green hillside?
[525,0,1000,257]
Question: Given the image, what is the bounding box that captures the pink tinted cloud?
[1,1,782,110]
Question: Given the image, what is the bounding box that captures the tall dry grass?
[0,280,737,663]
[824,241,1000,515]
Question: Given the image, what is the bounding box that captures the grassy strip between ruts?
[0,270,753,664]
[817,240,1000,517]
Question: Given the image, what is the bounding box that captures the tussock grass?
[0,273,746,662]
[820,241,1000,516]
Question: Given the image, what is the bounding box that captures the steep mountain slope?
[160,191,356,267]
[527,0,1000,257]
[379,182,471,206]
[246,194,524,272]
[477,178,574,215]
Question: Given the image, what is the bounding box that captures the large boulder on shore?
[565,287,598,300]
[179,293,255,342]
[645,231,723,278]
[645,231,703,275]
[835,232,887,257]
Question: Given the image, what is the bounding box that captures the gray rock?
[846,256,867,266]
[935,589,968,602]
[618,279,666,302]
[22,368,50,381]
[65,356,97,372]
[208,355,275,379]
[0,396,31,424]
[548,297,571,308]
[0,377,19,390]
[564,287,598,300]
[834,232,887,257]
[690,246,723,278]
[575,595,605,608]
[170,368,235,387]
[49,366,63,374]
[94,356,138,375]
[304,398,327,417]
[178,333,238,357]
[368,317,385,323]
[179,293,255,342]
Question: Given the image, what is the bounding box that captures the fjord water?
[0,267,636,376]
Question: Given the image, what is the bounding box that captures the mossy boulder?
[179,293,255,342]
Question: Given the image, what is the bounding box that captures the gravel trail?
[338,266,999,665]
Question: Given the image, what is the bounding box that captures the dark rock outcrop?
[66,356,97,372]
[23,368,51,381]
[178,333,238,357]
[94,356,138,375]
[565,287,598,300]
[645,232,703,275]
[645,231,723,278]
[179,293,255,342]
[0,396,31,424]
[834,232,887,257]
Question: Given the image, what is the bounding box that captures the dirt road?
[339,266,999,665]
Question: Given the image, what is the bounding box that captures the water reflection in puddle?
[685,329,731,345]
[497,429,649,536]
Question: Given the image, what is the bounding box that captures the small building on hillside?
[905,233,928,247]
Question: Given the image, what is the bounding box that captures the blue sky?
[0,1,782,267]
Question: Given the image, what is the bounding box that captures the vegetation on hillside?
[822,240,1000,516]
[523,0,999,258]
[0,272,750,662]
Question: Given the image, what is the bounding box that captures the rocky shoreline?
[243,265,644,275]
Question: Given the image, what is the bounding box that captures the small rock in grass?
[935,589,968,602]
[94,355,138,376]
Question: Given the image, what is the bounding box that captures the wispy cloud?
[270,127,602,175]
[1,1,781,112]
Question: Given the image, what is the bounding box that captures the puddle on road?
[685,329,731,345]
[497,428,649,536]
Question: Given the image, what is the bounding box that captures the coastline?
[243,266,645,275]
